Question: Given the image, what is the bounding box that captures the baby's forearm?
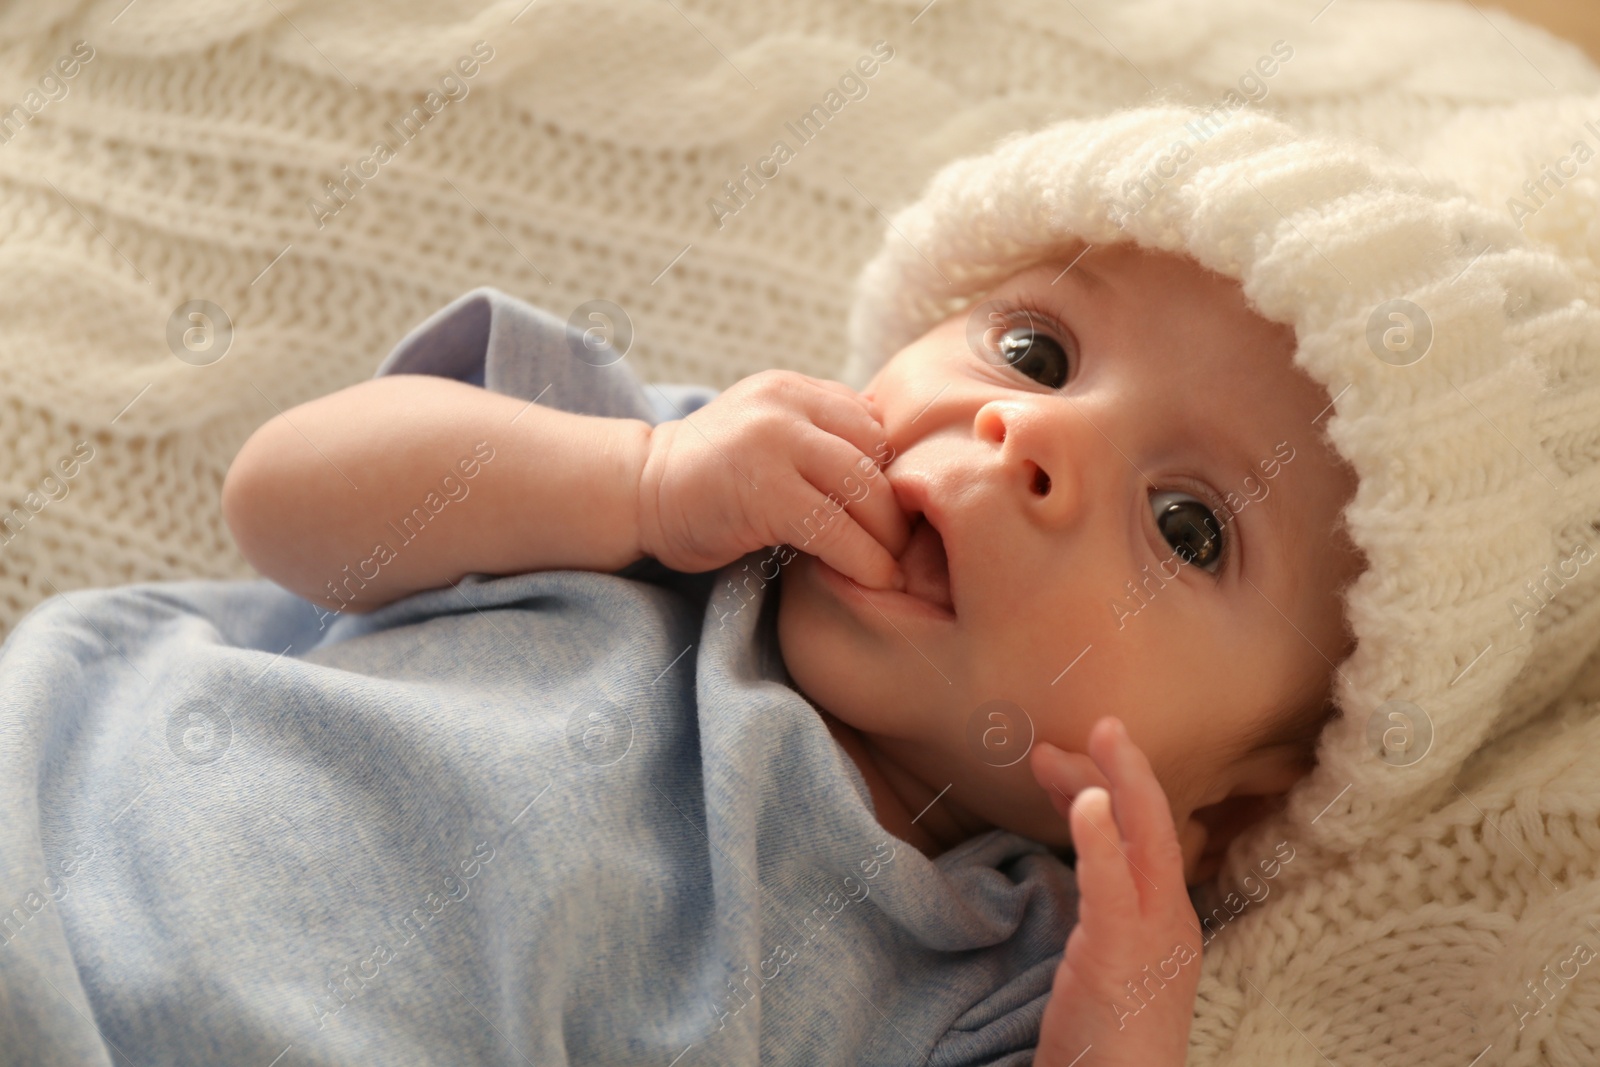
[222,374,652,612]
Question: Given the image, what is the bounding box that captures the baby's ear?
[1178,819,1208,884]
[1182,792,1288,886]
[1184,746,1311,884]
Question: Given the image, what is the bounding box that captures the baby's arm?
[1030,718,1205,1067]
[223,370,908,613]
[222,374,654,611]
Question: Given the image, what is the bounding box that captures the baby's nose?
[974,400,1079,524]
[1027,462,1052,498]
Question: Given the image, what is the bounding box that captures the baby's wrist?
[494,408,655,577]
[627,418,666,568]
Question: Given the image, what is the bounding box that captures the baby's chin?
[773,561,1040,833]
[773,557,885,727]
[772,559,838,707]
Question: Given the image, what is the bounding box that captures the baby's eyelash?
[1158,474,1236,577]
[984,294,1072,349]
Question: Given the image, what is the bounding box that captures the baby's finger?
[790,425,912,562]
[797,380,897,474]
[1088,718,1188,898]
[806,375,877,407]
[1069,786,1140,941]
[799,374,884,426]
[776,478,904,592]
[1030,740,1111,822]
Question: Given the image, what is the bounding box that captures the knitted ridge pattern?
[4,1,1600,1063]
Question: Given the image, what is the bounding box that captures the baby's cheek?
[1027,633,1165,750]
[773,569,809,654]
[773,567,848,690]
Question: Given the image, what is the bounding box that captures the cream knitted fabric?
[841,106,1600,1063]
[3,1,1600,1062]
[1,0,1596,640]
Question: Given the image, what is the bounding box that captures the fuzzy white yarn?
[4,0,1600,1061]
[843,103,1600,1065]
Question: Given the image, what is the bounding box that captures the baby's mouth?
[897,514,954,615]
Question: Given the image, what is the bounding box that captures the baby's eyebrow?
[1047,253,1101,289]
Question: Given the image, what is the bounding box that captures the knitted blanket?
[3,0,1600,1063]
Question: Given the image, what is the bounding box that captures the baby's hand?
[636,370,911,588]
[1031,718,1204,1067]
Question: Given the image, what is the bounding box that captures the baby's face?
[777,242,1364,878]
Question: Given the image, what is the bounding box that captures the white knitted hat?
[841,106,1600,1058]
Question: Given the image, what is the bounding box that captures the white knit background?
[3,0,1600,1063]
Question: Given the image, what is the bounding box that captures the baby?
[224,240,1364,1063]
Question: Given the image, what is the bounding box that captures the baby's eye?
[994,325,1070,389]
[1151,490,1226,573]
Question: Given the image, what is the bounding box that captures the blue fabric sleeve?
[372,287,717,426]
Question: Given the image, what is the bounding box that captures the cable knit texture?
[4,0,1600,1063]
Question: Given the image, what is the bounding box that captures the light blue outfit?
[0,288,1080,1066]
